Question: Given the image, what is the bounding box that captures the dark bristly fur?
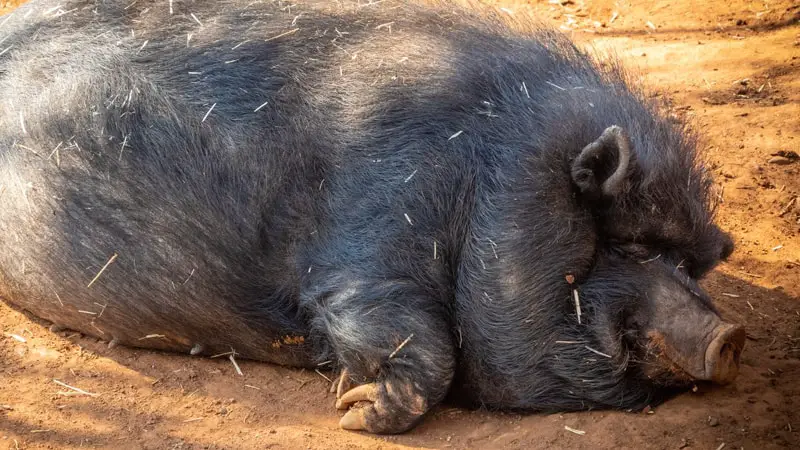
[0,0,738,433]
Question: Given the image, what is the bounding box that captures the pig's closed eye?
[619,243,651,260]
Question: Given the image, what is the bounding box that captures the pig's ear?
[571,125,632,197]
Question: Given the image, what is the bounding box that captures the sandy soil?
[1,1,799,449]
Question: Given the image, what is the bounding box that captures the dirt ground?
[1,0,798,449]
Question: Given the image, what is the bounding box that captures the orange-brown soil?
[1,1,798,448]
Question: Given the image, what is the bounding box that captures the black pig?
[0,0,744,433]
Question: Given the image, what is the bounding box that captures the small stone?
[768,156,791,165]
[708,416,720,427]
[218,407,228,416]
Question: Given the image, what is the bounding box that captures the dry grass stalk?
[573,289,582,324]
[86,253,118,288]
[265,28,299,42]
[777,196,796,217]
[4,333,26,343]
[202,103,216,122]
[448,130,463,140]
[314,369,331,382]
[564,425,586,435]
[229,353,243,376]
[53,379,99,397]
[137,334,165,340]
[585,345,612,358]
[389,333,414,359]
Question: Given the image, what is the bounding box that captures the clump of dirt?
[1,1,799,449]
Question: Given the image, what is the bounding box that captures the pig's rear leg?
[304,278,456,433]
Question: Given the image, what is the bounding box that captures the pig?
[0,0,744,434]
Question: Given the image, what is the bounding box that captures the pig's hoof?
[335,378,427,434]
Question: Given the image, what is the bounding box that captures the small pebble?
[708,416,720,427]
[768,156,791,165]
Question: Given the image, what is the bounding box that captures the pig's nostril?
[706,324,746,385]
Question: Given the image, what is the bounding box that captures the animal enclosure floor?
[1,0,799,449]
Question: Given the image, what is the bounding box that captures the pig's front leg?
[304,276,456,434]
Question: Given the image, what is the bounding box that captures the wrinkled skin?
[0,0,743,434]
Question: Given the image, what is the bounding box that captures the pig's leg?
[304,277,456,433]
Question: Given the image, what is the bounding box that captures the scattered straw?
[254,100,269,112]
[19,112,26,134]
[190,13,202,26]
[265,28,299,42]
[169,0,173,14]
[389,333,414,359]
[118,134,129,161]
[778,196,796,217]
[314,369,331,382]
[232,40,251,50]
[573,289,582,324]
[53,379,99,397]
[771,245,783,252]
[183,417,203,423]
[639,254,661,264]
[448,130,463,141]
[137,334,165,340]
[564,425,586,435]
[210,351,234,358]
[715,444,725,450]
[183,268,195,285]
[747,301,754,310]
[245,384,261,390]
[546,81,567,91]
[585,346,612,358]
[136,40,148,55]
[555,340,583,344]
[721,293,740,298]
[521,81,530,98]
[4,333,26,343]
[202,103,216,122]
[433,240,438,260]
[229,353,243,376]
[87,253,118,288]
[404,169,417,183]
[404,213,413,225]
[47,141,63,160]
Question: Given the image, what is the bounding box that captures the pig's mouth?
[644,323,745,385]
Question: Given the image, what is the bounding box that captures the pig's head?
[578,256,745,388]
[561,122,744,404]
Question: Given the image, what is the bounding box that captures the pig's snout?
[704,323,745,385]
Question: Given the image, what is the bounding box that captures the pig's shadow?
[2,261,797,449]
